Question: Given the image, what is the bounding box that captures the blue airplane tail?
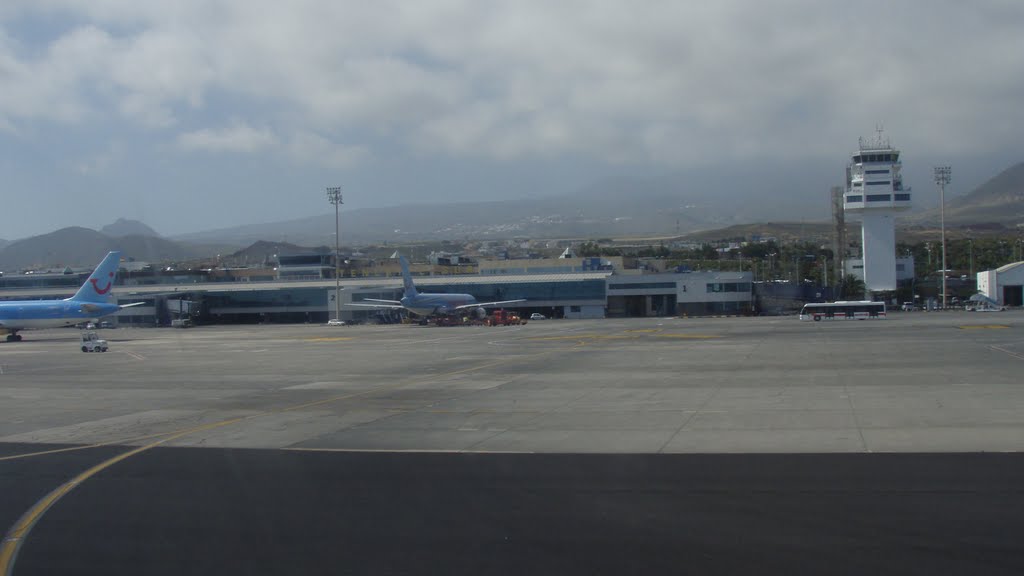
[399,255,418,298]
[69,251,122,303]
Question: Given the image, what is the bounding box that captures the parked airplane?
[0,251,143,342]
[346,255,525,320]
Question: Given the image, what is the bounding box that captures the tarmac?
[2,312,1023,574]
[2,312,1023,454]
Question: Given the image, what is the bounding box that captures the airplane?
[346,255,525,320]
[0,251,144,342]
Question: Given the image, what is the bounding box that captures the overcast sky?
[2,1,1023,240]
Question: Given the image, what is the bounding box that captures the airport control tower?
[843,131,911,292]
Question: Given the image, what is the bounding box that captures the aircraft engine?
[473,307,487,319]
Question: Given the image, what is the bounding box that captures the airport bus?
[799,301,886,321]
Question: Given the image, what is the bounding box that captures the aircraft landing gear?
[6,333,23,342]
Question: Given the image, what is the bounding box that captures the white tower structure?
[843,130,911,292]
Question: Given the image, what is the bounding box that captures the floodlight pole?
[326,187,343,321]
[934,167,951,309]
[968,238,973,278]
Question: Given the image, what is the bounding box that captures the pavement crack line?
[656,333,761,454]
[840,372,870,453]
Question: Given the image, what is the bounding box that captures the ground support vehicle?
[487,310,525,326]
[80,331,108,352]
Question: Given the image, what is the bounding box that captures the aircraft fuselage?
[0,300,121,331]
[400,293,478,317]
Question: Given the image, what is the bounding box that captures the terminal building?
[0,259,754,325]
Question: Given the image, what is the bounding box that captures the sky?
[2,1,1023,240]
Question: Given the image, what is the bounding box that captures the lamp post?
[934,166,951,309]
[968,238,973,278]
[326,186,343,322]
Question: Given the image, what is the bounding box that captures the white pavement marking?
[284,381,355,390]
[0,410,242,445]
[989,344,1024,361]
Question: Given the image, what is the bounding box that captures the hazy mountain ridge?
[172,177,824,246]
[0,226,226,271]
[224,241,331,266]
[911,162,1024,227]
[6,162,1020,271]
[101,218,161,238]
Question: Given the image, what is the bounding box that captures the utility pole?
[326,186,343,322]
[934,166,951,309]
[830,186,845,288]
[968,238,974,278]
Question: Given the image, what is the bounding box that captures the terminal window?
[608,282,676,290]
[706,282,751,293]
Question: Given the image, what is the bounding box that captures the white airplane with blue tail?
[346,255,525,320]
[0,251,143,342]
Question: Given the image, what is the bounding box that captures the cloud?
[74,142,123,174]
[287,131,370,168]
[177,121,276,153]
[2,1,1024,166]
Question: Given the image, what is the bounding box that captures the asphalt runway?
[4,447,1024,576]
[2,313,1023,574]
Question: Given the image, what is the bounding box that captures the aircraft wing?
[454,299,526,310]
[80,302,147,314]
[345,302,406,310]
[361,298,402,304]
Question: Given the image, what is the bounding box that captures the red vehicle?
[487,310,525,326]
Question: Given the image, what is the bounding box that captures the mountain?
[682,222,836,244]
[911,162,1024,228]
[100,218,161,238]
[224,240,329,266]
[0,227,226,271]
[173,176,824,246]
[0,239,8,251]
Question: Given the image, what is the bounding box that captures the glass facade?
[204,288,327,309]
[422,280,606,302]
[0,274,87,290]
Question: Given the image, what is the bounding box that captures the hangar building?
[977,262,1024,307]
